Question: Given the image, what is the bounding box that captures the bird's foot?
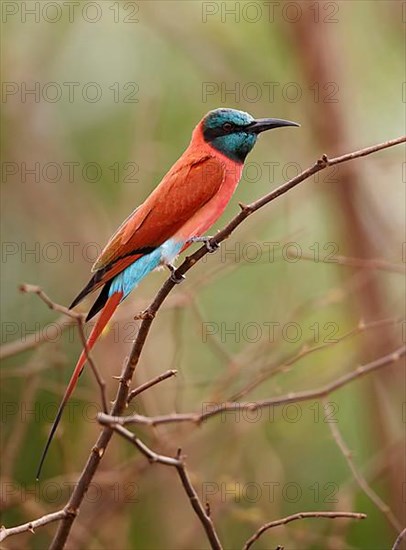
[189,236,219,253]
[166,263,185,284]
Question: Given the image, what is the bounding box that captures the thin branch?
[392,528,406,550]
[19,284,84,319]
[0,509,71,543]
[287,252,405,274]
[207,271,379,402]
[0,295,187,362]
[127,369,178,404]
[19,284,108,413]
[98,345,406,428]
[324,399,402,532]
[107,423,222,550]
[229,317,402,402]
[43,135,404,548]
[242,511,367,550]
[0,314,75,360]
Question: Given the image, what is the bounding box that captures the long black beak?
[248,118,300,134]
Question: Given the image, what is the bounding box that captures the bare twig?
[19,284,84,319]
[98,345,406,428]
[242,511,367,550]
[229,317,402,402]
[106,423,222,550]
[0,509,71,543]
[287,252,405,274]
[19,284,108,413]
[392,528,406,550]
[0,314,75,360]
[207,273,388,403]
[324,399,403,532]
[127,369,178,404]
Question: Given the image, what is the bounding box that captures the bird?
[36,108,299,478]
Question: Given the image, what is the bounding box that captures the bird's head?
[200,108,299,163]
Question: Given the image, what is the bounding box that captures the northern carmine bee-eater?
[37,108,299,478]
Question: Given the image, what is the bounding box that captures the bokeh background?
[1,1,405,549]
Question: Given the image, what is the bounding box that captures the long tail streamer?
[36,291,123,479]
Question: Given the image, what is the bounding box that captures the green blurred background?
[1,1,405,549]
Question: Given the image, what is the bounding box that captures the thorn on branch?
[238,202,253,214]
[65,507,78,518]
[19,283,33,293]
[92,446,105,458]
[134,310,155,320]
[316,154,330,168]
[185,255,197,266]
[391,351,401,362]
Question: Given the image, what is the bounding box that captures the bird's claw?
[167,264,185,284]
[190,236,219,254]
[205,240,219,253]
[170,271,185,284]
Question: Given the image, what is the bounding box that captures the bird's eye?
[222,122,233,132]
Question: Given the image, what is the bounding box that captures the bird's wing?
[70,154,225,308]
[92,153,225,273]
